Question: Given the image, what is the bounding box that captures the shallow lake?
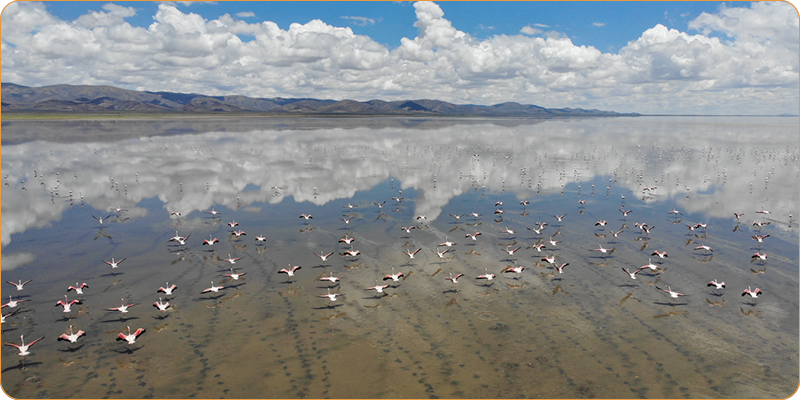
[1,116,798,398]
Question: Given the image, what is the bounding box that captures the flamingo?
[103,257,126,270]
[203,236,219,246]
[476,268,496,281]
[318,288,344,303]
[318,272,340,283]
[694,244,713,253]
[153,298,171,312]
[6,279,32,291]
[299,214,313,220]
[595,220,608,227]
[650,251,668,259]
[57,325,85,343]
[449,213,466,221]
[201,281,225,293]
[231,230,246,239]
[92,215,112,224]
[445,272,465,285]
[707,280,726,290]
[554,263,569,274]
[432,248,451,259]
[640,258,660,272]
[541,255,556,265]
[502,263,525,276]
[342,247,361,257]
[116,326,146,345]
[255,235,267,242]
[169,232,191,246]
[55,295,81,313]
[503,246,521,257]
[622,267,642,279]
[656,286,687,299]
[68,282,89,294]
[279,265,302,277]
[502,227,515,235]
[316,251,334,263]
[222,254,241,264]
[367,281,389,296]
[668,208,683,216]
[404,248,422,260]
[227,220,239,228]
[2,296,24,309]
[5,335,45,356]
[339,234,355,244]
[547,237,561,247]
[225,268,246,280]
[205,209,222,216]
[158,283,178,295]
[383,267,404,282]
[751,252,768,261]
[465,232,481,241]
[752,234,770,243]
[742,286,763,299]
[438,236,456,247]
[107,298,136,313]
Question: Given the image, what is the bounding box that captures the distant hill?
[1,82,638,117]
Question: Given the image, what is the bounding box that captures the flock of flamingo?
[0,178,779,372]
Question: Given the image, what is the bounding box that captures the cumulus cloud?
[235,11,255,18]
[0,1,796,114]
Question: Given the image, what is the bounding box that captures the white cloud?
[1,1,797,115]
[235,11,255,18]
[341,15,376,26]
[592,22,605,27]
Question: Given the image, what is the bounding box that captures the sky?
[1,1,798,115]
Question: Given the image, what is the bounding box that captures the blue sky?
[39,1,733,52]
[1,1,798,115]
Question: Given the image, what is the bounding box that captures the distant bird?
[449,213,466,220]
[734,213,744,220]
[431,247,453,260]
[169,232,191,246]
[92,215,112,224]
[158,283,178,295]
[656,286,687,299]
[5,335,45,356]
[170,211,182,217]
[595,220,608,227]
[222,254,241,264]
[367,281,389,296]
[640,258,660,272]
[339,234,356,245]
[116,326,146,345]
[755,208,771,215]
[752,221,770,227]
[55,295,80,313]
[67,282,89,294]
[224,268,247,280]
[318,288,344,304]
[650,250,668,259]
[279,265,302,277]
[205,209,222,215]
[547,237,561,247]
[494,209,504,215]
[2,296,24,309]
[502,227,515,235]
[445,272,465,284]
[620,209,632,217]
[465,232,482,241]
[201,281,224,293]
[103,257,126,270]
[153,298,171,312]
[315,251,335,263]
[415,215,427,220]
[403,248,422,259]
[342,247,361,257]
[107,298,136,313]
[318,272,340,283]
[476,268,496,281]
[502,263,525,275]
[227,220,239,228]
[203,236,219,246]
[373,201,386,208]
[520,200,530,206]
[383,267,404,282]
[554,263,569,274]
[299,214,313,220]
[742,286,763,299]
[707,280,726,290]
[751,252,768,261]
[503,246,522,257]
[554,214,566,222]
[621,267,642,279]
[541,255,556,265]
[694,244,713,253]
[231,230,246,239]
[751,234,770,243]
[469,212,482,218]
[531,243,546,252]
[495,201,504,206]
[400,226,417,234]
[6,279,32,291]
[57,325,85,343]
[255,235,267,242]
[592,244,615,255]
[438,236,456,247]
[668,208,682,215]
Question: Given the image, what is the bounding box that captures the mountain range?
[1,82,637,117]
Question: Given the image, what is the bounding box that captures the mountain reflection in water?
[1,116,797,399]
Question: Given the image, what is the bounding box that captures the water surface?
[1,116,798,398]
